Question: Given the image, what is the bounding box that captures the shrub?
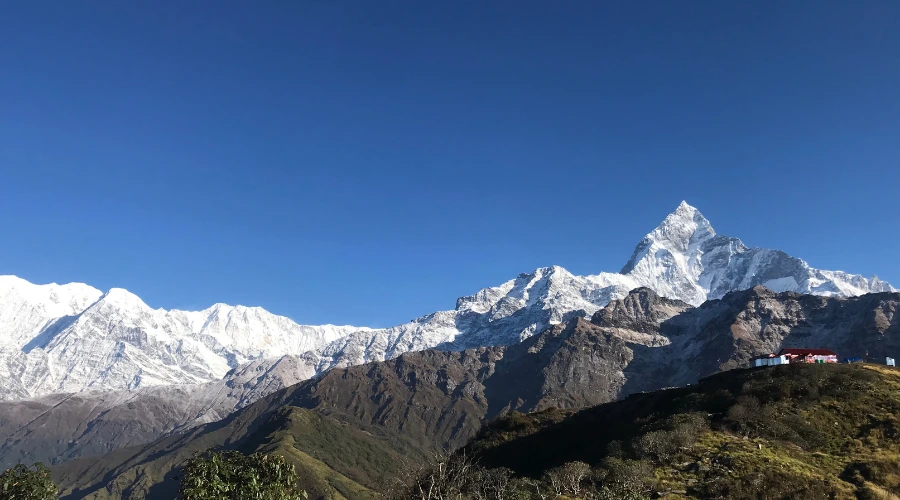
[389,451,507,500]
[694,467,843,499]
[541,462,592,497]
[595,486,650,500]
[0,463,56,500]
[179,450,306,500]
[726,395,761,433]
[508,477,548,500]
[632,430,677,462]
[667,412,709,445]
[632,412,708,463]
[844,458,900,495]
[474,467,515,500]
[596,458,651,498]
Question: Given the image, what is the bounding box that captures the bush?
[179,450,306,500]
[541,462,591,497]
[843,458,900,496]
[694,467,843,499]
[632,412,708,463]
[596,458,651,498]
[726,395,761,433]
[0,463,56,500]
[595,486,650,500]
[389,451,506,500]
[667,412,709,445]
[473,467,515,500]
[632,431,677,462]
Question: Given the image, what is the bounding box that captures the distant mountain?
[47,286,900,499]
[0,275,362,400]
[1,202,891,402]
[0,354,317,470]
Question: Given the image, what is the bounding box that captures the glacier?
[0,201,893,400]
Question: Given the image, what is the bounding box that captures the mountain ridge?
[1,202,893,401]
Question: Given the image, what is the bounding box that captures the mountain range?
[0,201,896,498]
[1,201,892,402]
[44,285,900,499]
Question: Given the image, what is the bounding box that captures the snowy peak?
[656,201,716,250]
[97,287,151,311]
[0,276,103,350]
[621,201,715,274]
[0,279,371,399]
[0,275,103,316]
[618,202,893,306]
[618,201,718,304]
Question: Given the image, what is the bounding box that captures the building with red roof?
[777,348,838,364]
[751,348,838,368]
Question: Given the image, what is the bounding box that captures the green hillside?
[465,363,900,499]
[247,407,408,500]
[54,407,409,500]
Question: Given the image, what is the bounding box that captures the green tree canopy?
[179,450,307,500]
[0,462,57,500]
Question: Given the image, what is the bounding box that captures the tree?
[541,466,565,497]
[475,467,514,500]
[558,462,592,497]
[179,450,307,500]
[0,463,57,500]
[511,477,548,500]
[598,458,651,499]
[401,451,481,500]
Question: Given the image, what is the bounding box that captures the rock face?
[615,286,900,396]
[1,202,891,402]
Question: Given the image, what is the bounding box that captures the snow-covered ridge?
[0,202,893,400]
[0,276,368,399]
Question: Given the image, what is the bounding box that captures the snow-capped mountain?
[620,201,893,303]
[0,277,366,400]
[0,202,892,400]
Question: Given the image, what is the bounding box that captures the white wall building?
[751,354,789,367]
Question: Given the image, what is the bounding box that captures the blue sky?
[1,2,897,327]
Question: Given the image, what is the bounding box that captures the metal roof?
[778,348,837,356]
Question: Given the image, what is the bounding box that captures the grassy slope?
[248,407,410,500]
[55,407,406,500]
[469,363,900,499]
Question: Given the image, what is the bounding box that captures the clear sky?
[1,2,897,327]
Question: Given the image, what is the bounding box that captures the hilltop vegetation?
[457,363,900,499]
